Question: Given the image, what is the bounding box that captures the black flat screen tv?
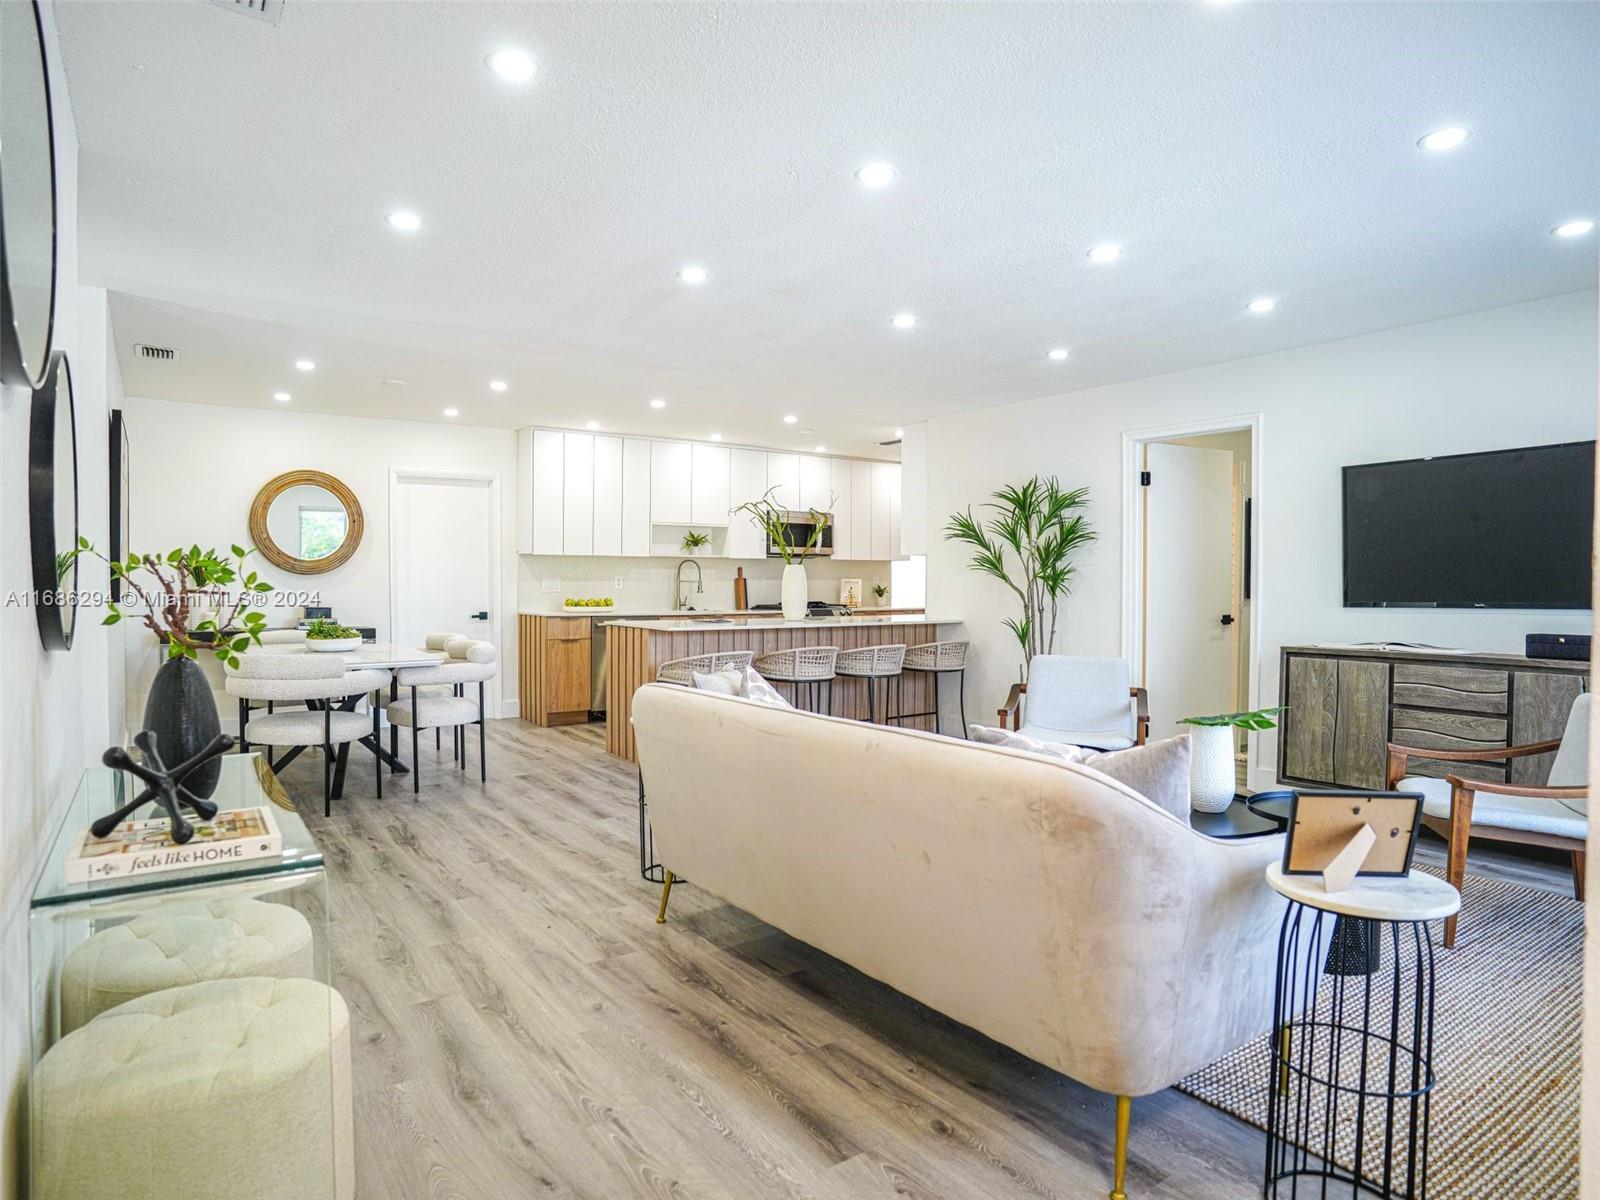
[1343,440,1594,609]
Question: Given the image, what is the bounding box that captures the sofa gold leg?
[1278,1025,1292,1093]
[655,870,675,924]
[1110,1094,1131,1200]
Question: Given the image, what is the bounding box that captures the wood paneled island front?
[605,614,963,761]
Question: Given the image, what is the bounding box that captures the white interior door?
[392,473,498,712]
[1144,443,1236,739]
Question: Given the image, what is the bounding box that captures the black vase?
[143,656,223,800]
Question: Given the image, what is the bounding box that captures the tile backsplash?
[517,555,895,612]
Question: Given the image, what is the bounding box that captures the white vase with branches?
[732,489,831,620]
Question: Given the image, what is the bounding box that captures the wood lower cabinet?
[519,615,594,726]
[1278,646,1587,790]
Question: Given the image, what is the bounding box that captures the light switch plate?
[541,578,561,592]
[613,576,624,589]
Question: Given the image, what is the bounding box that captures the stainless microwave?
[768,512,834,558]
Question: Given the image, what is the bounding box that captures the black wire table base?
[1266,904,1437,1199]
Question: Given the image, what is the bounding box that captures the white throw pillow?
[741,668,793,709]
[692,668,745,695]
[969,725,1191,823]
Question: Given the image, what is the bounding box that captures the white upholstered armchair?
[998,655,1149,749]
[1388,691,1589,948]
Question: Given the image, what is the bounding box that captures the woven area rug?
[1177,867,1581,1199]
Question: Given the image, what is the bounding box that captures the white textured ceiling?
[55,1,1600,456]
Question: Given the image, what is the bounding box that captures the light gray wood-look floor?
[281,720,1568,1200]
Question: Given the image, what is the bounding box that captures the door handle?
[1219,613,1235,626]
[469,611,489,621]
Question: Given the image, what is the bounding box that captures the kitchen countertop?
[605,613,960,631]
[520,606,923,619]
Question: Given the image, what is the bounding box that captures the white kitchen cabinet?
[621,438,652,556]
[530,429,565,555]
[829,458,855,559]
[516,429,534,554]
[850,460,872,561]
[562,433,595,555]
[871,462,901,561]
[592,436,623,556]
[650,440,692,524]
[799,454,833,512]
[767,453,800,510]
[726,448,770,558]
[690,443,732,526]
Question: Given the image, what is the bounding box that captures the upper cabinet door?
[592,436,623,556]
[651,440,692,524]
[726,448,770,558]
[531,429,565,555]
[516,429,535,554]
[871,462,901,560]
[767,453,800,510]
[621,439,652,556]
[690,443,732,526]
[799,455,832,512]
[851,460,873,561]
[829,458,855,559]
[562,433,595,555]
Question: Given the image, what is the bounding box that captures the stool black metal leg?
[932,671,943,735]
[958,670,968,739]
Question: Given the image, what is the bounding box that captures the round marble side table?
[1263,863,1460,1199]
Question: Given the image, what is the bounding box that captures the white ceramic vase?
[781,562,808,620]
[1188,724,1237,813]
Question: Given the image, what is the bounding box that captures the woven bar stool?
[753,646,839,712]
[656,651,754,686]
[898,640,971,738]
[834,643,906,725]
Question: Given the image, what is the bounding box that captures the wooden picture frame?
[1282,789,1423,878]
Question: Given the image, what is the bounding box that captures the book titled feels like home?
[65,807,282,883]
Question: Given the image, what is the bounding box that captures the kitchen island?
[604,613,963,761]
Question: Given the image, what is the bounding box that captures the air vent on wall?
[207,0,285,25]
[133,344,179,362]
[878,438,902,446]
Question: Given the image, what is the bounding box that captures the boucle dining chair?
[226,654,391,815]
[381,631,467,764]
[388,638,498,792]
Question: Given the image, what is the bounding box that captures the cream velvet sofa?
[632,683,1287,1199]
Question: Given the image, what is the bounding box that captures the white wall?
[120,397,521,719]
[925,290,1597,788]
[0,5,122,1192]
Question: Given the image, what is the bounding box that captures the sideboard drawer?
[1401,757,1507,785]
[1389,707,1507,754]
[1392,663,1508,714]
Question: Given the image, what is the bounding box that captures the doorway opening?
[1122,416,1261,789]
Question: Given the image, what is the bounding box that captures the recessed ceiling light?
[891,312,917,329]
[855,162,897,188]
[649,397,666,409]
[443,407,459,418]
[1047,347,1070,361]
[485,47,536,83]
[1087,244,1122,264]
[584,420,600,431]
[1247,297,1277,314]
[893,429,904,438]
[385,210,422,232]
[272,392,291,403]
[677,265,708,285]
[813,445,827,454]
[783,414,798,424]
[294,359,315,372]
[1418,126,1469,153]
[1553,219,1595,239]
[709,432,723,441]
[488,379,508,392]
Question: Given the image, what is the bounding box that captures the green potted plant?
[1179,707,1285,812]
[304,617,363,653]
[680,529,711,555]
[732,488,831,619]
[944,476,1096,680]
[63,539,274,799]
[871,582,889,606]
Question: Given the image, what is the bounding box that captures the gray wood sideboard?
[1277,645,1589,790]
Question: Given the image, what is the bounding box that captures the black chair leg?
[867,678,876,724]
[238,699,250,754]
[958,671,968,739]
[436,727,441,756]
[933,671,943,736]
[389,676,399,771]
[479,682,487,782]
[322,710,332,817]
[373,694,382,799]
[411,685,420,795]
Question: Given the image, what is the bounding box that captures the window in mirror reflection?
[298,507,348,560]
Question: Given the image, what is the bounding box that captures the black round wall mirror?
[30,352,78,650]
[0,0,60,389]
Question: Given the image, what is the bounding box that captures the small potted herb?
[1178,707,1285,813]
[680,529,711,555]
[304,617,363,653]
[871,583,889,605]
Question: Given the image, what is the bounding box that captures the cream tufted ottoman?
[60,897,314,1033]
[33,977,354,1200]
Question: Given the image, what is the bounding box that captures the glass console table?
[28,753,349,1200]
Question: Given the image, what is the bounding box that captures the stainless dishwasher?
[589,619,608,715]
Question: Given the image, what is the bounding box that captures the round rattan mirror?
[249,470,363,574]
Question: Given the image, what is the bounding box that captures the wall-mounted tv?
[1343,440,1594,609]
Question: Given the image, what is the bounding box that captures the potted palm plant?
[731,489,830,619]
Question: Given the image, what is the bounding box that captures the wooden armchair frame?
[998,683,1150,747]
[1385,737,1584,949]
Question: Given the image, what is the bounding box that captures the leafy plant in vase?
[304,618,363,652]
[871,583,889,607]
[1179,706,1285,813]
[63,539,274,799]
[680,529,711,555]
[731,488,831,619]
